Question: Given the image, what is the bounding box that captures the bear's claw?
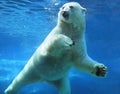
[69,41,75,47]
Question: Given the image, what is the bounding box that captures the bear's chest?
[34,54,72,81]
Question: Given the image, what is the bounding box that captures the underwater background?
[0,0,120,94]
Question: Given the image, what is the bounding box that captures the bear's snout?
[61,11,69,19]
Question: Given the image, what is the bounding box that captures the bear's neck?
[57,19,86,40]
[58,18,85,32]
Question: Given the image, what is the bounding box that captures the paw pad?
[93,64,107,77]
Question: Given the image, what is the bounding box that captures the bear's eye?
[69,6,74,9]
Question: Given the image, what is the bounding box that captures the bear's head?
[58,2,86,28]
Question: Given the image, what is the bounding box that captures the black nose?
[62,11,69,18]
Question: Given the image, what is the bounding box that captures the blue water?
[0,0,120,94]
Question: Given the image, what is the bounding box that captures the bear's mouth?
[61,11,69,19]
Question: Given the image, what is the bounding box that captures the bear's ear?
[81,8,86,16]
[82,8,86,13]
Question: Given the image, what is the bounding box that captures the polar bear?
[5,2,107,94]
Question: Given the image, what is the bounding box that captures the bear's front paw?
[93,64,107,77]
[63,36,75,47]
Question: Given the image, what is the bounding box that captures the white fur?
[5,2,107,94]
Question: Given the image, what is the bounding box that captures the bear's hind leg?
[5,67,42,94]
[48,76,71,94]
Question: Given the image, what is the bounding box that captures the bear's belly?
[33,55,72,81]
